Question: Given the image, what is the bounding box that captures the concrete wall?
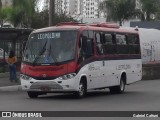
[130,21,160,30]
[142,64,160,80]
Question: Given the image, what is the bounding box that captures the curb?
[0,85,22,92]
[0,72,9,78]
[0,72,20,78]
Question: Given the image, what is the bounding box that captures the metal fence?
[0,28,32,73]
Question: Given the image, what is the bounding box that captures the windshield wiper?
[49,44,59,66]
[32,40,47,66]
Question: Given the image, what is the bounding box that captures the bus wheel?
[74,80,87,98]
[27,91,39,98]
[109,77,125,94]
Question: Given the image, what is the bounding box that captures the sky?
[37,0,45,11]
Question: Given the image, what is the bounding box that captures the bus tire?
[109,77,125,94]
[27,91,39,98]
[74,80,87,98]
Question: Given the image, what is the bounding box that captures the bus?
[20,22,142,98]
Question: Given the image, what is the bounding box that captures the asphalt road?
[0,80,160,120]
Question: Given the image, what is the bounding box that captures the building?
[82,0,105,18]
[55,0,70,15]
[46,0,142,24]
[53,0,104,18]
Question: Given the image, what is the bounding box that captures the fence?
[0,28,32,73]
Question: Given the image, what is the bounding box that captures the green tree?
[31,9,77,29]
[99,0,137,26]
[9,0,37,27]
[31,9,49,29]
[140,0,160,21]
[155,5,160,20]
[0,7,12,27]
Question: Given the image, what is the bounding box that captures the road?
[0,80,160,120]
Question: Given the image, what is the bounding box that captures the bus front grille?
[30,81,63,90]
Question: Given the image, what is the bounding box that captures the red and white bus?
[20,22,142,98]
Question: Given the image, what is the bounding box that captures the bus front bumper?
[20,76,79,93]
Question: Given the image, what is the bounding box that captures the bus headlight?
[20,74,32,81]
[58,73,76,80]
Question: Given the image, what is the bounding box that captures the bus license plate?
[40,86,51,91]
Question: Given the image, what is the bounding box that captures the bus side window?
[116,34,128,54]
[78,36,86,62]
[78,31,94,63]
[87,31,94,56]
[95,32,103,55]
[128,34,140,54]
[103,33,116,54]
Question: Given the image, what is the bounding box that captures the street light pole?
[49,0,55,26]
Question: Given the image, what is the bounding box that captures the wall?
[142,64,160,80]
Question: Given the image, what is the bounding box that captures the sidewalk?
[0,72,21,91]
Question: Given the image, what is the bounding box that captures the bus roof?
[33,22,139,34]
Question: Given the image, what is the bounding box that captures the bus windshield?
[23,30,77,65]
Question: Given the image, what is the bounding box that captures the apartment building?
[54,0,104,18]
[82,0,105,18]
[48,0,142,23]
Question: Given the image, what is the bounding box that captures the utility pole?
[0,0,2,8]
[49,0,55,26]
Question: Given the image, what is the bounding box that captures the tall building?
[55,0,63,14]
[54,0,104,18]
[82,0,104,18]
[44,0,144,24]
[55,0,70,15]
[55,0,80,15]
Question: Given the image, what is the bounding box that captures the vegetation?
[140,0,160,21]
[10,0,37,27]
[31,9,77,29]
[4,0,160,28]
[0,7,11,27]
[0,0,11,27]
[0,0,76,29]
[99,0,137,26]
[99,0,160,25]
[0,0,37,27]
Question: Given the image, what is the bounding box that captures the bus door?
[102,32,118,87]
[86,31,105,88]
[78,30,100,89]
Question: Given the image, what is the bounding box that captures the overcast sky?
[37,0,45,11]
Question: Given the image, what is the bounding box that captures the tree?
[9,0,37,27]
[155,4,160,20]
[140,0,160,21]
[31,9,77,29]
[31,9,49,29]
[0,7,12,27]
[0,0,12,27]
[99,0,137,26]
